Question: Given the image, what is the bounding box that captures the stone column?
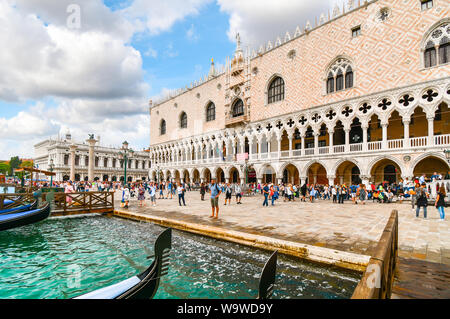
[288,135,293,158]
[277,136,282,159]
[344,128,350,152]
[277,177,283,185]
[301,133,305,156]
[86,137,97,182]
[403,119,410,148]
[381,123,388,149]
[314,132,319,155]
[249,141,254,159]
[327,175,335,186]
[362,123,368,152]
[69,144,77,182]
[329,131,334,154]
[361,176,370,188]
[427,116,434,146]
[257,138,263,160]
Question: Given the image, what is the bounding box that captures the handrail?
[45,191,114,214]
[351,210,398,299]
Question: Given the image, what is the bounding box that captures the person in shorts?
[209,179,221,219]
[234,183,242,204]
[224,183,232,205]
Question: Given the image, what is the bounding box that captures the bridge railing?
[45,191,114,215]
[0,193,36,210]
[352,210,398,299]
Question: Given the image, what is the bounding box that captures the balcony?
[225,113,249,127]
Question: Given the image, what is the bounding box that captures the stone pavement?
[115,190,450,265]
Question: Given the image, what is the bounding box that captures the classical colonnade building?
[34,133,150,182]
[148,0,450,186]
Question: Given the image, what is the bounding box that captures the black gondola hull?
[0,203,51,231]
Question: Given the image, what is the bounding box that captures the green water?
[0,216,360,299]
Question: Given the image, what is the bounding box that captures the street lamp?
[49,159,55,187]
[119,141,134,186]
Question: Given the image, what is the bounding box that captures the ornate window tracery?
[326,58,354,94]
[423,22,449,68]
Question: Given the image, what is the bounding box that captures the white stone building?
[34,133,150,182]
[148,0,450,186]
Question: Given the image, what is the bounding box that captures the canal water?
[0,215,360,299]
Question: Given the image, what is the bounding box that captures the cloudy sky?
[0,0,337,159]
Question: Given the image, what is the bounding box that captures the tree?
[0,162,10,175]
[9,156,21,171]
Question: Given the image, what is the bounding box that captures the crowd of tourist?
[4,171,448,221]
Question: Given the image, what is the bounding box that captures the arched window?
[424,41,437,68]
[326,72,334,94]
[232,99,244,117]
[160,119,166,135]
[267,76,285,104]
[336,69,344,91]
[326,58,354,94]
[345,66,353,89]
[423,22,449,68]
[439,36,449,65]
[206,102,215,122]
[180,112,187,128]
[103,158,108,167]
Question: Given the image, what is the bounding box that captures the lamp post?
[49,159,55,187]
[119,141,134,187]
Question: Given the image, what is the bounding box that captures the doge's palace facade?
[148,0,450,186]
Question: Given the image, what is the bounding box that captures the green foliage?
[9,156,21,170]
[0,162,10,175]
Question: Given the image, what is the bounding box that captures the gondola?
[257,250,278,299]
[0,200,38,215]
[75,228,172,299]
[0,202,51,231]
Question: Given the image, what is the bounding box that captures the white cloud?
[217,0,336,49]
[0,1,148,102]
[145,47,158,58]
[123,0,212,35]
[186,24,199,41]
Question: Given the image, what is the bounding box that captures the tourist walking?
[200,183,206,201]
[149,183,156,206]
[332,186,337,203]
[122,187,130,209]
[358,184,367,205]
[416,183,429,219]
[138,184,146,207]
[435,186,446,221]
[177,183,186,206]
[271,184,279,206]
[262,183,270,207]
[224,183,232,205]
[234,183,242,204]
[209,178,221,219]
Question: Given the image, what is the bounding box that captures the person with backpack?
[224,183,233,205]
[416,183,429,219]
[234,183,242,204]
[209,178,221,219]
[435,185,446,221]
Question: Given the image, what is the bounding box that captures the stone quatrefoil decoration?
[299,116,307,125]
[276,121,283,129]
[378,98,392,110]
[287,119,295,128]
[266,123,273,131]
[256,125,262,133]
[359,103,372,114]
[422,89,438,102]
[399,94,414,107]
[312,113,321,123]
[342,106,353,117]
[326,110,336,120]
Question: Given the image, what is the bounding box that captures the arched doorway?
[63,175,69,181]
[370,158,402,184]
[307,163,328,185]
[247,166,256,183]
[413,156,449,179]
[112,176,117,182]
[183,170,190,183]
[229,167,240,184]
[335,161,362,185]
[74,174,80,182]
[282,164,300,185]
[127,176,133,182]
[103,175,109,181]
[94,177,100,181]
[192,169,200,184]
[261,165,276,184]
[215,168,225,183]
[203,168,211,183]
[350,118,363,144]
[84,176,89,181]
